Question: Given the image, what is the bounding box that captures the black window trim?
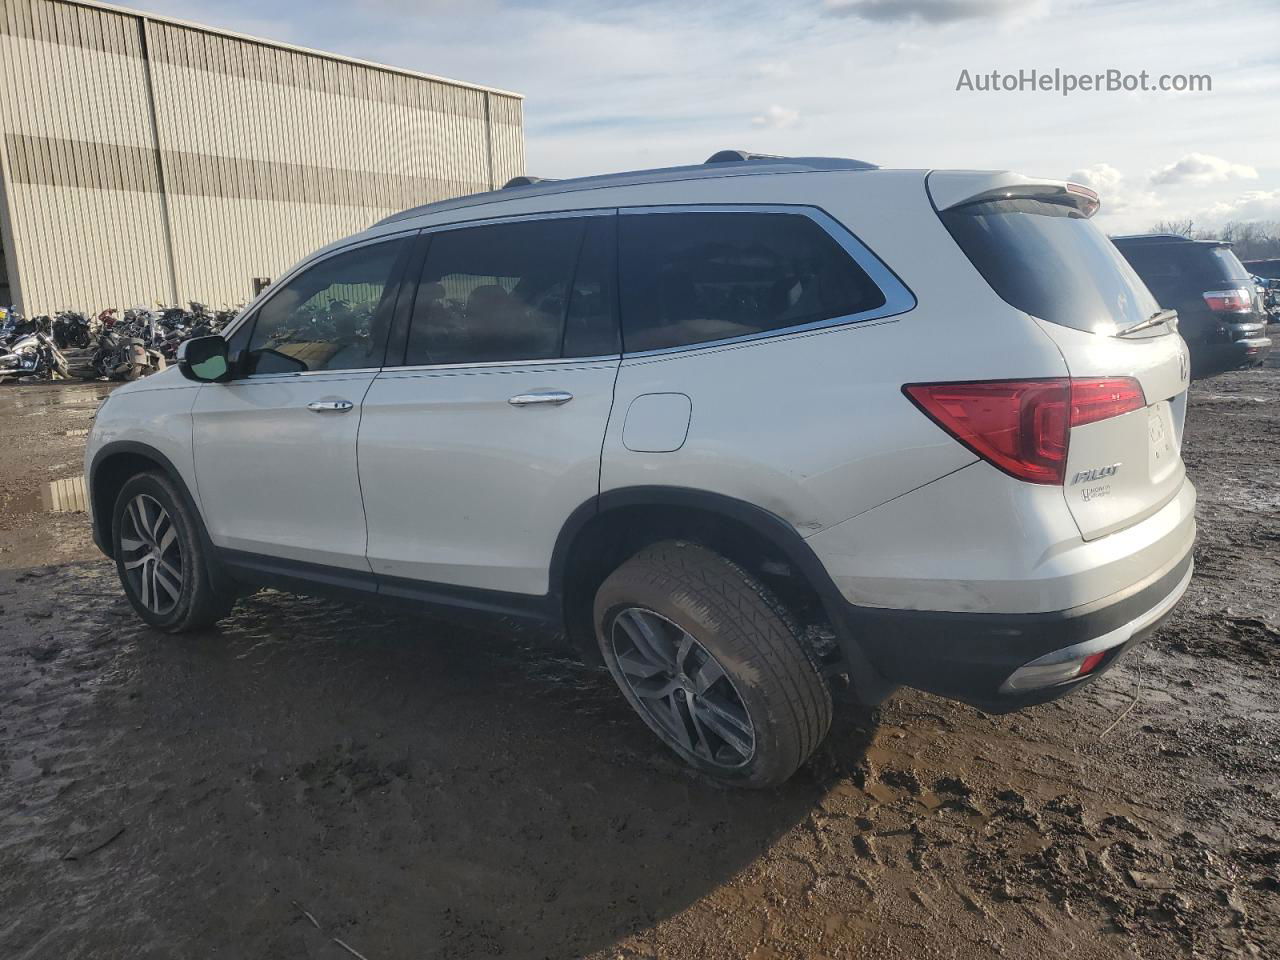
[615,203,916,359]
[221,229,420,381]
[383,207,622,372]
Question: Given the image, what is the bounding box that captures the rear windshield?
[940,198,1159,333]
[1118,243,1252,288]
[1203,247,1251,283]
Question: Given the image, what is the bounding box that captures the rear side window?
[618,211,886,353]
[405,216,616,366]
[941,199,1159,333]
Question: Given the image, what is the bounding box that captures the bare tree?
[1142,219,1280,262]
[1148,219,1196,237]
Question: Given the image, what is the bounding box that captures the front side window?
[618,211,886,353]
[405,217,605,366]
[245,238,407,374]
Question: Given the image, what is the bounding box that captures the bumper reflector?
[999,559,1194,695]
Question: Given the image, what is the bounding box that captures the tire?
[111,471,235,632]
[594,541,832,788]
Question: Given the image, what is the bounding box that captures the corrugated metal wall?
[0,0,524,314]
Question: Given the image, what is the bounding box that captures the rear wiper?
[1118,308,1178,338]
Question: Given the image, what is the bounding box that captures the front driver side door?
[191,233,413,572]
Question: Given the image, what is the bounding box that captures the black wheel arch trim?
[549,485,895,702]
[89,441,205,561]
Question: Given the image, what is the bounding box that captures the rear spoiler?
[944,183,1100,218]
[927,171,1100,218]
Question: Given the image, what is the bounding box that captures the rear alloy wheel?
[611,607,756,769]
[595,541,832,788]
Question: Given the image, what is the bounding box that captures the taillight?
[903,377,1146,485]
[1068,377,1147,426]
[1203,287,1253,313]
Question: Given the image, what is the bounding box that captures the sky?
[132,0,1279,234]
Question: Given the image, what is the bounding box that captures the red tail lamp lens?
[1078,651,1108,676]
[903,378,1145,485]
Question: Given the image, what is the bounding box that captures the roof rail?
[704,149,877,170]
[503,175,555,188]
[705,149,786,164]
[374,153,880,227]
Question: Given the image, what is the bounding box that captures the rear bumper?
[835,546,1193,712]
[1191,337,1272,378]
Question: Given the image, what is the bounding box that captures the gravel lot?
[1,363,1277,959]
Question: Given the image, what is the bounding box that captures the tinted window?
[1204,247,1251,283]
[941,199,1158,333]
[563,216,620,358]
[246,239,406,374]
[618,212,885,353]
[1118,245,1184,283]
[405,217,593,365]
[1117,242,1252,290]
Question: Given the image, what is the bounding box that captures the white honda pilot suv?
[86,152,1196,787]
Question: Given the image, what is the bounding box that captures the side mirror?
[177,335,231,383]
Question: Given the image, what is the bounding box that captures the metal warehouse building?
[0,0,524,313]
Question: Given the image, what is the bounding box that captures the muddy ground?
[0,363,1277,960]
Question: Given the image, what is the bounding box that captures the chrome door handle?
[306,400,354,412]
[508,391,573,406]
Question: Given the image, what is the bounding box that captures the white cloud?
[751,105,801,129]
[1149,153,1259,186]
[1201,190,1280,225]
[752,61,792,79]
[1069,162,1123,193]
[823,0,1044,24]
[1068,163,1161,217]
[131,0,1280,236]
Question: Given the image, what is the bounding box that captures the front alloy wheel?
[111,471,236,632]
[119,493,184,616]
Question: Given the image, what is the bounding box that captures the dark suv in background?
[1113,234,1271,379]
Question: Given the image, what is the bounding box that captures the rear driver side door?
[358,212,620,597]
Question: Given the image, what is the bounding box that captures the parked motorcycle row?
[0,303,240,383]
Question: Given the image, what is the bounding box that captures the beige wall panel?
[0,0,524,314]
[0,26,171,314]
[5,183,173,311]
[164,194,389,306]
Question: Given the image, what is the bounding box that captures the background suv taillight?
[903,378,1146,485]
[1203,287,1254,313]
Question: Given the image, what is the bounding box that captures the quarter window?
[245,238,407,374]
[618,211,886,353]
[405,217,608,366]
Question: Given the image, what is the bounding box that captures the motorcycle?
[1,307,40,347]
[0,330,70,381]
[52,310,95,349]
[90,325,167,381]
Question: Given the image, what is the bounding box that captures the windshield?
[940,197,1160,333]
[1204,247,1251,283]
